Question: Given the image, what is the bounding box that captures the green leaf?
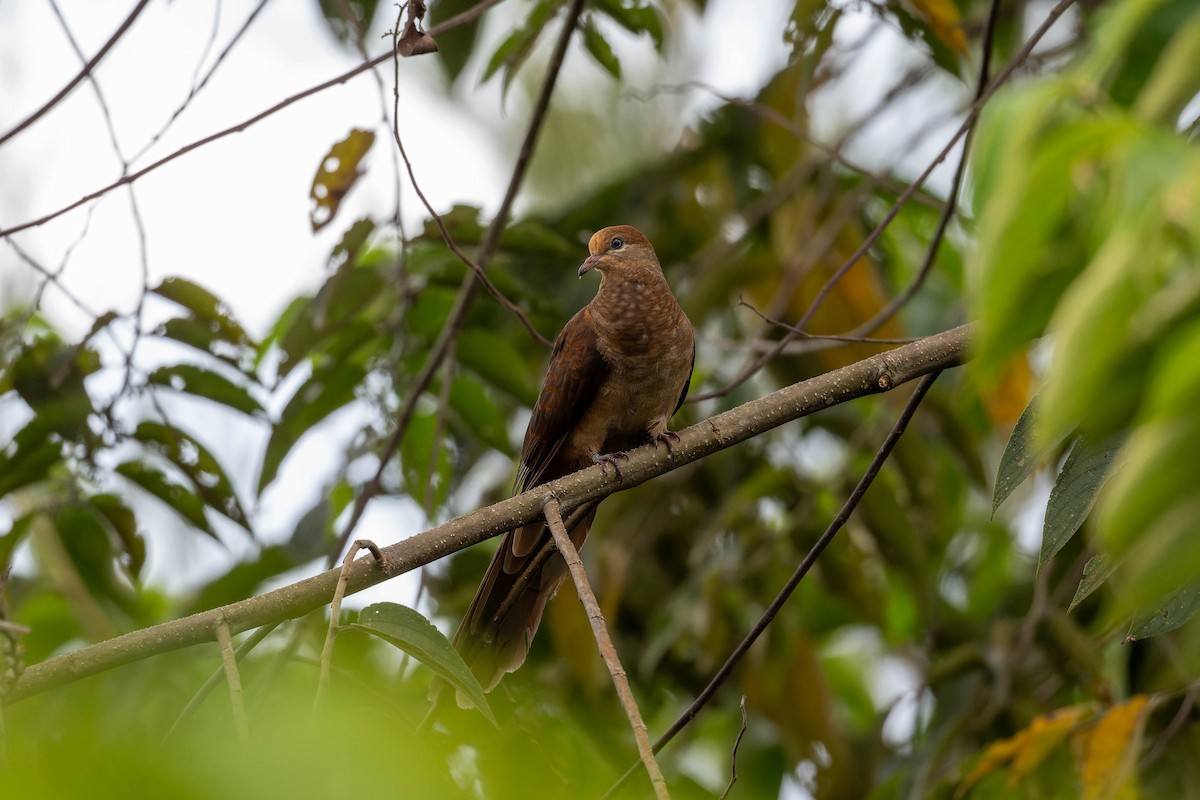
[481,0,557,95]
[1040,434,1123,570]
[331,217,376,267]
[317,0,381,48]
[581,16,620,78]
[0,418,61,498]
[185,546,296,614]
[274,266,386,379]
[401,413,454,515]
[458,328,538,405]
[406,286,458,339]
[993,396,1062,514]
[1127,578,1200,640]
[449,375,512,454]
[428,0,485,83]
[157,317,252,369]
[350,602,496,725]
[971,94,1117,377]
[90,493,145,578]
[135,422,249,527]
[152,278,253,351]
[1069,555,1117,613]
[286,497,334,562]
[593,0,664,49]
[1134,5,1200,124]
[11,337,98,440]
[148,364,265,417]
[116,460,217,538]
[258,356,368,494]
[0,513,37,572]
[133,422,250,531]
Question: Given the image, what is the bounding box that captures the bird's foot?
[652,430,681,459]
[592,451,630,480]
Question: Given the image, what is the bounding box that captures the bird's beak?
[578,254,600,278]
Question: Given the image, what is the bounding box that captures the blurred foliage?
[2,0,1200,797]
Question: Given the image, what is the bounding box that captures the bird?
[449,224,695,700]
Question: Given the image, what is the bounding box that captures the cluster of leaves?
[3,0,1200,797]
[975,0,1200,644]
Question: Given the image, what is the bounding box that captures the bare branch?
[718,697,749,800]
[0,0,509,240]
[545,498,669,800]
[0,0,152,148]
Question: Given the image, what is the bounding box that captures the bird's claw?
[592,451,630,480]
[653,430,681,459]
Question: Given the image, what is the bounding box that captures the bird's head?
[578,225,657,279]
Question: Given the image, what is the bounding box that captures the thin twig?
[738,298,916,345]
[844,0,1005,339]
[215,616,249,741]
[386,6,550,347]
[718,697,749,800]
[0,0,152,147]
[316,540,384,711]
[0,0,509,240]
[544,498,670,800]
[166,621,280,740]
[130,0,272,164]
[601,371,942,799]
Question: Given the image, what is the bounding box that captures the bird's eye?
[610,237,624,250]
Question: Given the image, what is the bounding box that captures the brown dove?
[452,224,695,697]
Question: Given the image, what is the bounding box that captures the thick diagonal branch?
[7,324,970,702]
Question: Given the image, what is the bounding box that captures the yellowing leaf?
[309,129,376,232]
[907,0,968,56]
[959,704,1093,796]
[1078,696,1151,800]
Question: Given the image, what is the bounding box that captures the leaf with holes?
[152,278,254,350]
[132,422,250,531]
[351,602,496,725]
[90,493,145,578]
[116,460,216,538]
[148,364,265,417]
[310,129,376,232]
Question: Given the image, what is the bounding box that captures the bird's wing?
[673,336,696,416]
[516,305,609,492]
